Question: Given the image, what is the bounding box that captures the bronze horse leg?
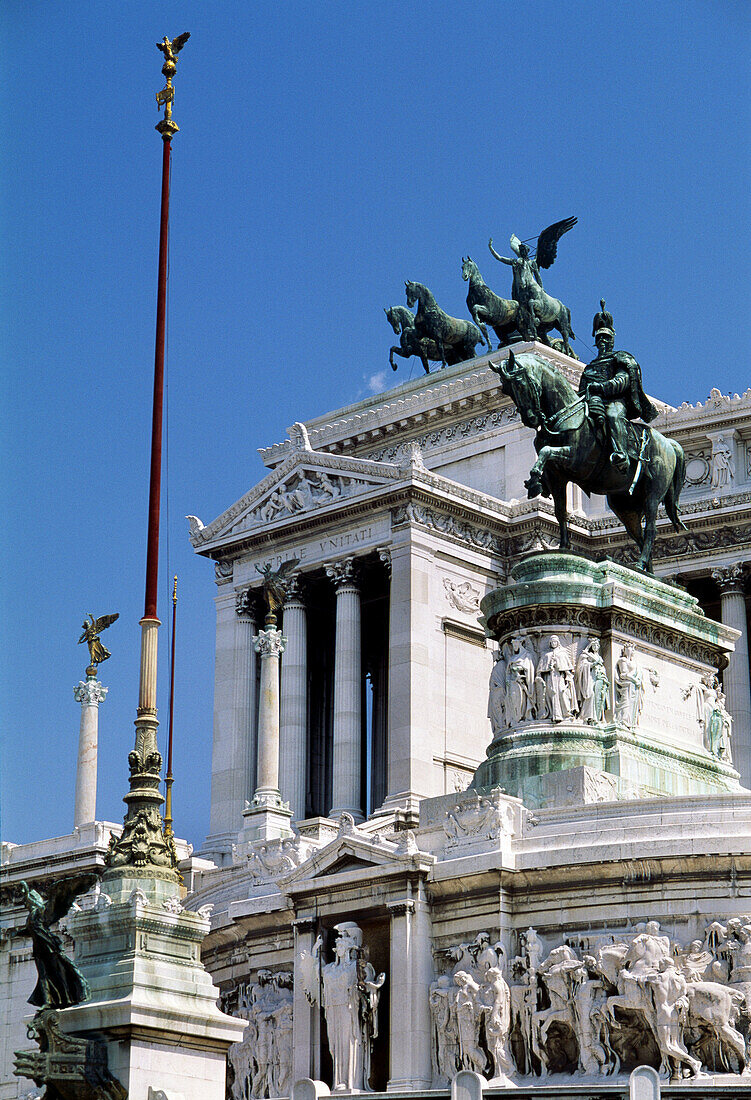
[525,445,576,549]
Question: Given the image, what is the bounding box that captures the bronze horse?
[492,351,686,572]
[461,256,522,350]
[405,281,486,367]
[385,305,458,374]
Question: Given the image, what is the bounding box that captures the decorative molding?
[235,588,256,618]
[712,562,747,595]
[376,545,392,575]
[365,405,520,463]
[215,560,233,585]
[442,619,487,648]
[391,502,502,555]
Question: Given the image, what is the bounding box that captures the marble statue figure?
[300,922,385,1092]
[536,636,577,722]
[614,643,645,728]
[505,636,536,725]
[575,638,610,723]
[710,435,735,489]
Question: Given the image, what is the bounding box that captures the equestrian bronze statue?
[491,303,685,572]
[488,216,577,355]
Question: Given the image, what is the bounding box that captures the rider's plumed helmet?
[592,298,615,338]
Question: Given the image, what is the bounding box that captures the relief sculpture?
[225,970,293,1100]
[432,917,751,1083]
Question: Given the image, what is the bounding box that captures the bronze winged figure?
[15,875,97,1007]
[78,612,119,668]
[156,31,191,68]
[255,558,300,624]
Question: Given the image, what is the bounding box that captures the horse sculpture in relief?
[491,348,685,572]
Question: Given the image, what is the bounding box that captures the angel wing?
[536,216,578,270]
[42,874,99,927]
[298,948,321,1006]
[171,31,191,53]
[93,612,119,635]
[273,557,301,582]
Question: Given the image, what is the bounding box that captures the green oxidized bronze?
[14,877,95,1008]
[461,257,523,351]
[488,217,577,354]
[404,281,486,369]
[386,306,460,374]
[490,303,686,571]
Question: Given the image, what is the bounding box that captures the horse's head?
[404,281,419,308]
[461,256,476,282]
[490,350,543,428]
[384,307,401,335]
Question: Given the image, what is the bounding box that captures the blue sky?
[2,2,749,850]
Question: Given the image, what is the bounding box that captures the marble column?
[387,888,433,1091]
[280,575,308,822]
[234,590,258,808]
[292,918,320,1083]
[242,625,292,840]
[713,563,751,784]
[325,557,363,821]
[73,675,107,827]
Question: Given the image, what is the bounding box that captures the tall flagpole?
[104,33,190,890]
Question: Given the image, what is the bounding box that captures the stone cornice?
[656,386,751,437]
[257,343,585,465]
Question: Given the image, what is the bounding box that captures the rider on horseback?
[579,300,658,472]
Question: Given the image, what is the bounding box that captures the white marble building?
[190,342,751,862]
[182,342,751,1094]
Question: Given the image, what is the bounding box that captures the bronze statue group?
[386,218,685,572]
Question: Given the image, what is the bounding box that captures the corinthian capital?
[283,573,306,605]
[712,563,747,595]
[325,556,359,590]
[253,627,286,658]
[235,588,257,618]
[74,680,108,705]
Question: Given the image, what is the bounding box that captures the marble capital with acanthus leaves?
[324,555,359,590]
[74,680,108,705]
[712,562,747,594]
[254,627,286,658]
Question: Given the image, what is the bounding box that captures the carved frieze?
[223,971,294,1099]
[443,576,481,613]
[365,405,520,463]
[392,502,502,554]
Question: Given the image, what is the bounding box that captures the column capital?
[254,627,286,658]
[376,545,392,576]
[325,555,359,591]
[235,587,257,618]
[387,898,416,918]
[283,572,307,606]
[74,680,107,705]
[712,563,747,595]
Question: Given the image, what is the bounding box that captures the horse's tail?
[665,439,687,533]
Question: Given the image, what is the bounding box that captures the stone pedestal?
[476,552,743,805]
[242,625,293,840]
[58,887,245,1100]
[73,674,107,827]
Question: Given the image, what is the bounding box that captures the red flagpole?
[143,136,172,621]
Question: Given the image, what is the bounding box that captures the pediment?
[278,820,433,890]
[189,425,406,548]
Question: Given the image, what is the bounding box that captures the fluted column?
[279,575,308,822]
[242,626,293,840]
[713,563,751,784]
[326,556,363,821]
[235,589,258,807]
[73,675,107,827]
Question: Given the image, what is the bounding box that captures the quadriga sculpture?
[488,217,577,354]
[385,305,464,374]
[405,281,486,367]
[491,339,686,572]
[461,257,522,350]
